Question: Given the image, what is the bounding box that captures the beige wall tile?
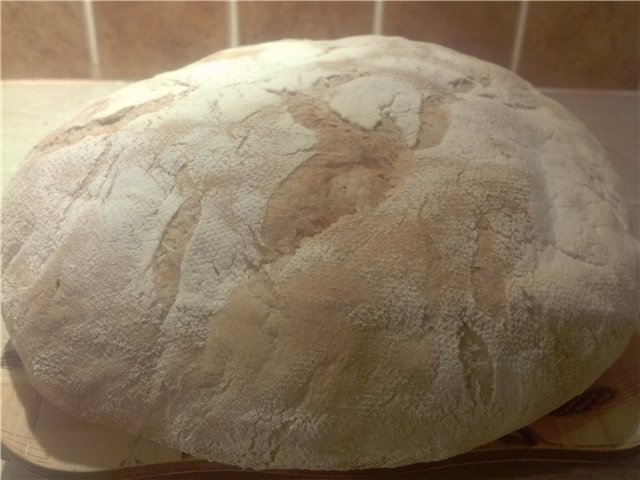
[384,1,519,67]
[519,2,639,89]
[94,1,228,80]
[1,1,91,78]
[239,1,374,45]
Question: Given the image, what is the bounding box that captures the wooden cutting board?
[2,327,638,479]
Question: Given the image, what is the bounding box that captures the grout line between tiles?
[510,0,529,72]
[228,0,239,48]
[373,0,384,35]
[82,0,101,78]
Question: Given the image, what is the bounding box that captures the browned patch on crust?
[420,223,448,323]
[472,215,508,322]
[261,94,413,256]
[458,321,495,405]
[150,168,201,319]
[416,98,451,150]
[32,94,175,156]
[418,160,534,325]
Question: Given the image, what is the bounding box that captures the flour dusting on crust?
[2,36,637,470]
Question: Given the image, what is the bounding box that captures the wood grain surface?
[1,82,639,479]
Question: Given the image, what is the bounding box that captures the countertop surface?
[1,81,638,480]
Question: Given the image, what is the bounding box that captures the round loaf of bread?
[2,36,638,470]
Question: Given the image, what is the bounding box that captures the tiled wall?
[2,1,638,89]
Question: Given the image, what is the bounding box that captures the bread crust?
[2,36,637,470]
